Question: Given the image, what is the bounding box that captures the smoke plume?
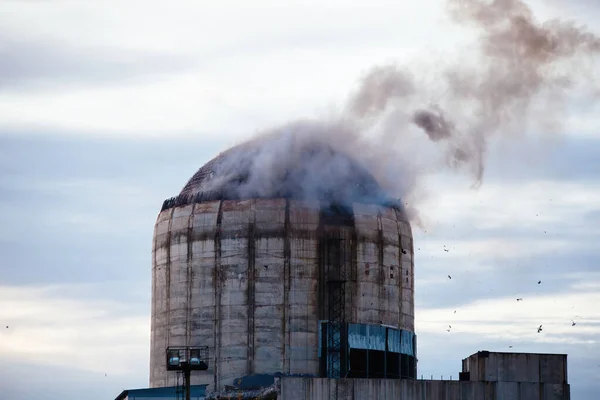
[184,0,599,222]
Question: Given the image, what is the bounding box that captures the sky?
[1,0,600,399]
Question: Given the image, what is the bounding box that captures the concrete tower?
[149,134,416,392]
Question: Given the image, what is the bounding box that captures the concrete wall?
[463,352,568,384]
[279,378,570,400]
[149,199,414,391]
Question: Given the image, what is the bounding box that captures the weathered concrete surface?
[463,352,568,384]
[149,198,415,391]
[278,378,570,400]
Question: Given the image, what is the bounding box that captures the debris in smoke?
[413,107,455,142]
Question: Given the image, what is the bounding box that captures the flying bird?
[448,275,452,280]
[538,280,541,284]
[537,325,543,333]
[572,321,576,326]
[517,298,523,301]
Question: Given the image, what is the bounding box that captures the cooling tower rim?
[160,191,406,213]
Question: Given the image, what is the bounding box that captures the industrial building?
[120,133,571,399]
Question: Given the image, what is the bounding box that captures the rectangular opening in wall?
[319,321,328,377]
[320,204,354,226]
[325,238,344,281]
[368,350,386,378]
[386,352,400,379]
[348,349,367,378]
[400,354,417,379]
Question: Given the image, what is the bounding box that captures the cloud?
[0,361,144,400]
[0,134,224,285]
[417,282,600,341]
[0,38,197,91]
[0,284,149,375]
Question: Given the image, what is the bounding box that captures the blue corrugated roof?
[115,385,208,400]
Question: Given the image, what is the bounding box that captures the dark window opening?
[347,349,367,378]
[319,323,328,377]
[320,203,354,226]
[368,350,386,378]
[400,354,417,379]
[347,350,406,379]
[386,352,400,379]
[320,322,417,380]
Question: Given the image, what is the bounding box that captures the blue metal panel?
[387,328,401,353]
[327,323,342,378]
[401,330,414,356]
[368,325,386,351]
[348,324,386,351]
[126,385,207,400]
[348,323,368,349]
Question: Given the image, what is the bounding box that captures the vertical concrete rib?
[164,208,174,385]
[377,211,385,325]
[186,206,194,348]
[247,207,256,374]
[283,199,291,373]
[350,224,358,323]
[213,200,223,391]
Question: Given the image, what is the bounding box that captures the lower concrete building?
[116,347,569,399]
[199,351,570,399]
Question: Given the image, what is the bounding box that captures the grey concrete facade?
[462,352,568,384]
[278,377,570,400]
[149,198,414,391]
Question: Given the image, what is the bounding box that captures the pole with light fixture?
[166,346,209,400]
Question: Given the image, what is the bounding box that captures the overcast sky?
[1,1,600,399]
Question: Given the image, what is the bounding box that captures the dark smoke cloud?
[413,107,455,142]
[184,0,599,223]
